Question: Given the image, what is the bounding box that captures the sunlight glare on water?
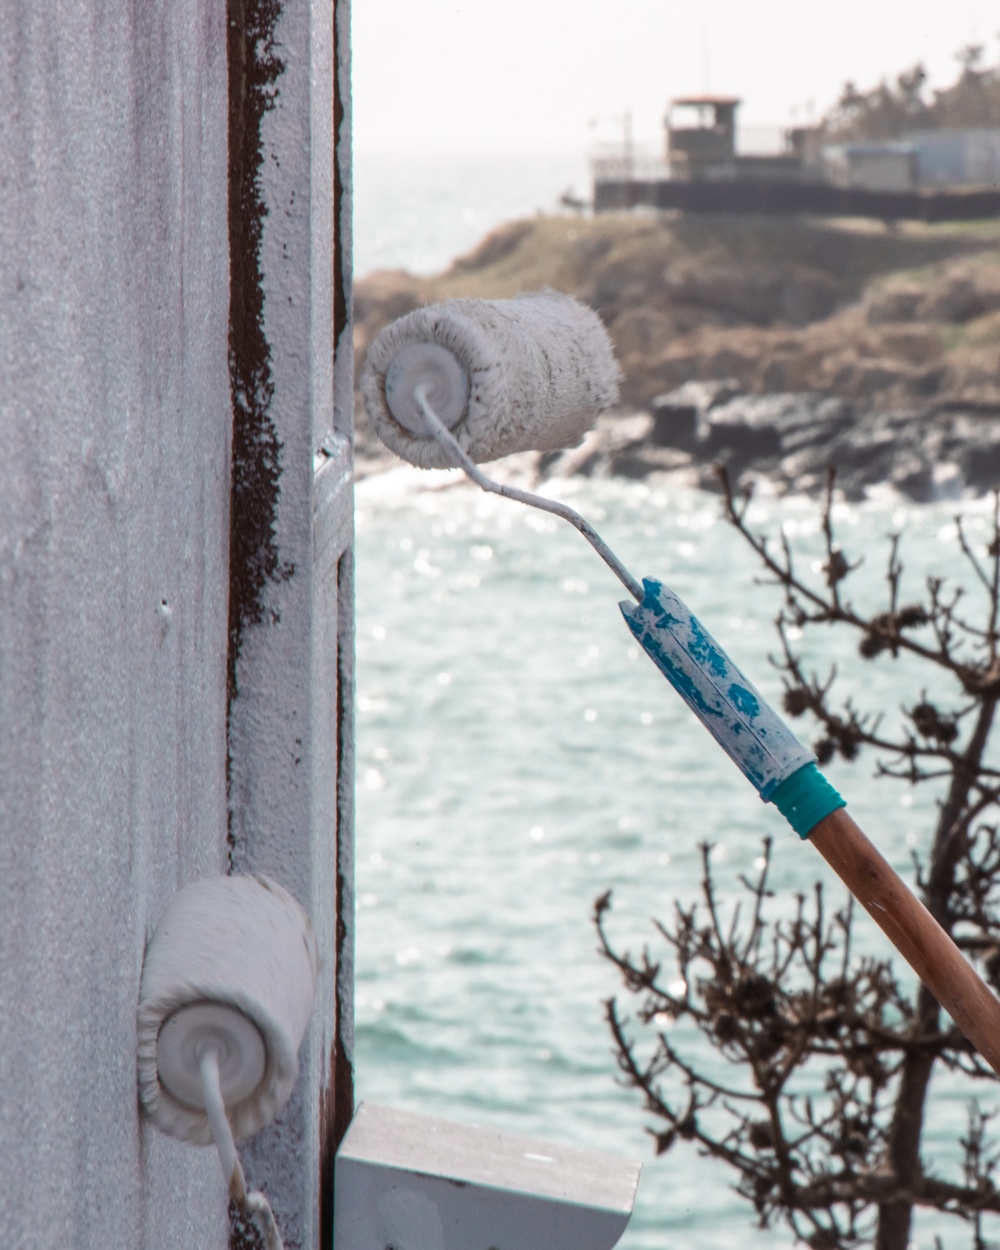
[355,468,999,1249]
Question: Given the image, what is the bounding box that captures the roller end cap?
[384,343,468,435]
[156,1002,268,1110]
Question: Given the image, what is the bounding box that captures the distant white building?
[821,129,1000,192]
[904,129,1000,188]
[822,142,919,192]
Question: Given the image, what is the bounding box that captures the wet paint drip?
[620,578,813,800]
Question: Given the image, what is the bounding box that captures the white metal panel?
[0,1,231,1246]
[335,1104,641,1250]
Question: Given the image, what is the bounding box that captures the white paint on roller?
[137,875,318,1146]
[385,343,469,434]
[361,291,620,468]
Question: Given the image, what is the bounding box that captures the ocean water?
[354,467,1000,1248]
[354,147,592,277]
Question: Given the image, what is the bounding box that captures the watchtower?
[666,95,740,179]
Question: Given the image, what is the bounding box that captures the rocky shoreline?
[354,212,1000,500]
[537,382,1000,501]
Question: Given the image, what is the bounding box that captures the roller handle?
[621,579,816,799]
[809,807,1000,1076]
[625,574,1000,1076]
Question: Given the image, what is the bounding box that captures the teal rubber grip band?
[769,762,846,839]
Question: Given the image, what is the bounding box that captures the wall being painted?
[0,1,231,1246]
[226,0,355,1244]
[0,0,352,1242]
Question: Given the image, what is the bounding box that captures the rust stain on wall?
[320,553,357,1249]
[319,7,356,1244]
[332,1,349,375]
[225,0,287,1240]
[226,0,287,726]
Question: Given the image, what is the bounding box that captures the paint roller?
[137,874,318,1250]
[361,290,621,468]
[362,291,1000,1077]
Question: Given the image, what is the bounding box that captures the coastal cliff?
[353,212,1000,498]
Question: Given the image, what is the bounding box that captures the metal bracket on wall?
[314,433,354,585]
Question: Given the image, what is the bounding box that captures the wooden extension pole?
[809,807,1000,1076]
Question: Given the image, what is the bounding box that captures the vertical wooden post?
[226,0,353,1246]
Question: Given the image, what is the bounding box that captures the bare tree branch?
[598,479,1000,1250]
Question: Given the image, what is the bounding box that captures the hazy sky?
[353,0,997,156]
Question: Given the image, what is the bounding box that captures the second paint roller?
[137,875,318,1250]
[362,290,1000,1076]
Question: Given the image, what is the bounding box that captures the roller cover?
[361,291,620,468]
[137,875,318,1145]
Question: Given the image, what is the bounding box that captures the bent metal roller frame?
[362,291,1000,1076]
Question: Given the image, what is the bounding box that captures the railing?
[591,154,670,182]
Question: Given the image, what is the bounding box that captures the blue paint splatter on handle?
[728,683,760,720]
[688,617,729,679]
[620,578,813,799]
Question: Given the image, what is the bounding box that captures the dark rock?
[698,392,853,475]
[823,410,915,469]
[864,284,925,325]
[917,276,1000,324]
[796,409,945,501]
[941,411,1000,446]
[935,412,1000,492]
[702,410,783,471]
[955,441,1000,494]
[542,412,655,479]
[536,449,564,476]
[890,452,934,502]
[689,401,951,502]
[779,447,830,496]
[650,380,742,451]
[906,365,948,397]
[650,400,699,451]
[779,397,855,453]
[532,393,1000,502]
[709,393,852,452]
[609,445,693,479]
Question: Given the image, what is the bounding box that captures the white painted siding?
[0,0,353,1246]
[0,1,231,1246]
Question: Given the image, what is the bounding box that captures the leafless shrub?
[598,471,1000,1250]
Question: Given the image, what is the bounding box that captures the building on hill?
[822,142,919,192]
[904,128,1000,187]
[593,94,1000,219]
[666,96,808,183]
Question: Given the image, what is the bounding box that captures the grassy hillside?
[354,212,1000,472]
